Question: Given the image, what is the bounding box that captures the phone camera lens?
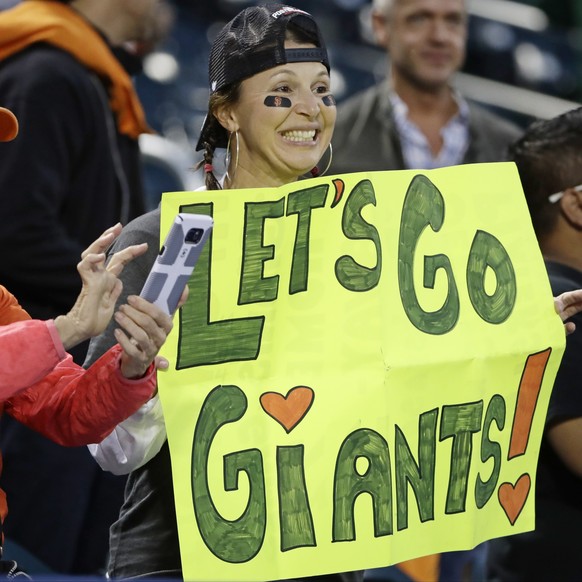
[185,228,204,244]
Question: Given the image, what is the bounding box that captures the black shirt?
[487,261,582,581]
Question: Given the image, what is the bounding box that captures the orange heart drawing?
[259,386,314,433]
[498,474,531,525]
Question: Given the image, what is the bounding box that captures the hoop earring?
[310,143,333,178]
[225,130,239,187]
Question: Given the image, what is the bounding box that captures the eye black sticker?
[322,95,336,107]
[264,96,292,108]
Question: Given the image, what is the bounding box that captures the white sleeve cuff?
[88,395,167,475]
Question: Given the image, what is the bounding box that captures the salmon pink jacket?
[0,285,155,523]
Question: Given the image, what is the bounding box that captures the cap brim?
[0,107,18,142]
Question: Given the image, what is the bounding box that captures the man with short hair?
[487,107,582,581]
[330,0,522,174]
[0,0,169,574]
[334,2,521,579]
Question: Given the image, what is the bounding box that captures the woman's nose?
[294,89,320,118]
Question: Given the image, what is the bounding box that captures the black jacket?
[0,43,145,323]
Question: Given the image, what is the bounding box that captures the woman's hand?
[54,224,148,350]
[113,295,177,379]
[554,289,582,335]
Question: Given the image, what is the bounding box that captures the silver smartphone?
[139,213,213,315]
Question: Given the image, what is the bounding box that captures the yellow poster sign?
[157,163,565,581]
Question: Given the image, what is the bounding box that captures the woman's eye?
[274,85,291,93]
[315,85,330,94]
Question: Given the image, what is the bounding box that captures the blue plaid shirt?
[390,90,470,169]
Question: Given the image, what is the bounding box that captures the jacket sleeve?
[0,286,72,399]
[0,284,31,326]
[88,394,167,475]
[0,319,66,400]
[5,345,156,447]
[84,211,169,471]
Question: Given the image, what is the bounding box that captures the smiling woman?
[211,55,336,187]
[83,4,362,582]
[196,4,336,191]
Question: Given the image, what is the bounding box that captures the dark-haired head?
[510,107,582,241]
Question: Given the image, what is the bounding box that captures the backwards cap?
[0,107,18,142]
[196,3,329,151]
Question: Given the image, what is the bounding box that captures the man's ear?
[371,10,390,49]
[214,105,239,135]
[560,187,582,229]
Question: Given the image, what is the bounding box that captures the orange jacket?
[0,0,150,139]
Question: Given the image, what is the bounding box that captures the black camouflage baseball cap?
[196,3,329,151]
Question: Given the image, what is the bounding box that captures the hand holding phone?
[140,213,213,315]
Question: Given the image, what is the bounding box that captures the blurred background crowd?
[136,0,582,206]
[127,0,582,203]
[4,0,579,207]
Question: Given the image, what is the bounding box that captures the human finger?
[108,279,124,306]
[77,251,106,270]
[114,300,173,357]
[114,327,152,372]
[76,252,110,283]
[115,326,139,355]
[125,295,174,334]
[555,290,582,321]
[80,223,122,259]
[115,306,172,379]
[114,309,154,354]
[176,285,189,310]
[107,242,149,277]
[155,356,170,370]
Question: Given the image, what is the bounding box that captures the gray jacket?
[330,81,523,175]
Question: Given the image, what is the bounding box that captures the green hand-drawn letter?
[466,230,517,324]
[398,175,459,334]
[395,409,437,531]
[475,394,506,508]
[287,185,328,294]
[239,198,285,304]
[333,429,393,541]
[192,385,266,563]
[177,204,264,369]
[277,445,316,551]
[440,401,484,514]
[335,180,382,292]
